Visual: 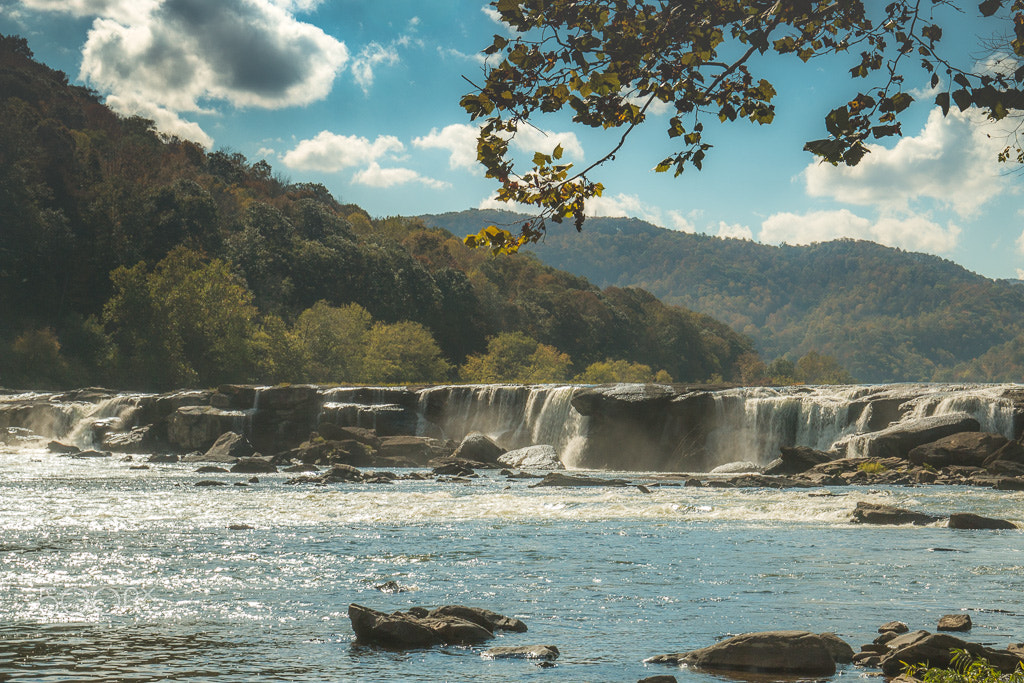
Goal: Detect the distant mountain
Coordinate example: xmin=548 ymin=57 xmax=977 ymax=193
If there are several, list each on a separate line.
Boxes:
xmin=418 ymin=209 xmax=1024 ymax=382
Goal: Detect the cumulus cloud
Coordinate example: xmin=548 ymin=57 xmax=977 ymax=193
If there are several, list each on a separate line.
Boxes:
xmin=351 ymin=42 xmax=400 ymax=94
xmin=716 ymin=221 xmax=754 ymax=240
xmin=282 ymin=131 xmax=404 ymax=172
xmin=412 ymin=123 xmax=479 ymax=171
xmin=105 ymin=93 xmax=213 ymax=148
xmin=28 ymin=0 xmax=348 ymax=145
xmin=412 ymin=122 xmax=583 ymax=174
xmin=585 ymin=193 xmax=666 ymax=224
xmin=352 ymin=162 xmax=448 ymax=189
xmin=760 ymin=209 xmax=961 ymax=253
xmin=1016 ymin=228 xmax=1024 ymax=255
xmin=511 ymin=126 xmax=584 ymax=160
xmin=803 ymin=108 xmax=1008 ymax=217
xmin=666 ymin=210 xmax=697 ymax=232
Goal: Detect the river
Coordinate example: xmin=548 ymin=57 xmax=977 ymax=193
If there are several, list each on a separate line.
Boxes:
xmin=1 ymin=443 xmax=1022 ymax=681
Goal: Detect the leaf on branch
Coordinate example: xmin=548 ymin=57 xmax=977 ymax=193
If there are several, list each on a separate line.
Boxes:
xmin=952 ymin=88 xmax=973 ymax=111
xmin=979 ymin=0 xmax=1003 ymax=16
xmin=935 ymin=91 xmax=951 ymax=115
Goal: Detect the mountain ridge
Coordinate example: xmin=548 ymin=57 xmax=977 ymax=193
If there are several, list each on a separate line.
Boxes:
xmin=418 ymin=209 xmax=1024 ymax=382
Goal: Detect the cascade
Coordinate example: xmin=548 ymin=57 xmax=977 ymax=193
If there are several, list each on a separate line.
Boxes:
xmin=416 ymin=384 xmax=589 ymax=459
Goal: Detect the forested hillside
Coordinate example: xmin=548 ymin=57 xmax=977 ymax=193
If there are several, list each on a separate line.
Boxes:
xmin=420 ymin=209 xmax=1024 ymax=383
xmin=0 ymin=35 xmax=753 ymax=389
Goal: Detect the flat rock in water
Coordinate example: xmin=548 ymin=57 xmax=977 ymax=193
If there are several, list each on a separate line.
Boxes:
xmin=229 ymin=456 xmax=277 ymax=474
xmin=529 ymin=472 xmax=631 ymax=488
xmin=851 ymin=501 xmax=941 ymax=526
xmin=948 ymin=512 xmax=1018 ymax=530
xmin=481 ymin=645 xmax=559 ymax=660
xmin=427 ymin=605 xmax=527 ymax=633
xmin=645 ymin=631 xmax=841 ymax=676
xmin=710 ymin=461 xmax=760 ymax=474
xmin=348 ymin=603 xmax=498 ymax=648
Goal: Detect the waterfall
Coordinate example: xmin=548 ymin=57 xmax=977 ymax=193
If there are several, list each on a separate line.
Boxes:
xmin=0 ymin=392 xmax=145 ymax=449
xmin=417 ymin=384 xmax=588 ymax=462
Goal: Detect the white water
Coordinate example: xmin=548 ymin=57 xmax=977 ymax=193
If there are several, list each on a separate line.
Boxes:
xmin=1 ymin=383 xmax=1020 ymax=470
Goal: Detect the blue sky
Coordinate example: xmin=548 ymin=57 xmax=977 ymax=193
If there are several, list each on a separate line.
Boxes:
xmin=2 ymin=0 xmax=1024 ymax=280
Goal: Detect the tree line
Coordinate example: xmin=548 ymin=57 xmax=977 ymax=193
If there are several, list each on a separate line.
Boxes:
xmin=3 ymin=34 xmax=821 ymax=390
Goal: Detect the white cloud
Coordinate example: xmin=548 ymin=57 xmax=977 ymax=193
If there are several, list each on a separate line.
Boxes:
xmin=21 ymin=0 xmax=152 ymax=23
xmin=510 ymin=126 xmax=584 ymax=160
xmin=666 ymin=210 xmax=696 ymax=232
xmin=85 ymin=0 xmax=347 ymax=111
xmin=104 ymin=93 xmax=213 ymax=147
xmin=803 ymin=108 xmax=1008 ymax=217
xmin=352 ymin=163 xmax=448 ymax=189
xmin=351 ymin=42 xmax=400 ymax=94
xmin=282 ymin=131 xmax=404 ymax=172
xmin=716 ymin=221 xmax=753 ymax=240
xmin=1016 ymin=228 xmax=1024 ymax=255
xmin=481 ymin=5 xmax=502 ymax=25
xmin=760 ymin=209 xmax=961 ymax=253
xmin=585 ymin=193 xmax=665 ymax=224
xmin=412 ymin=123 xmax=479 ymax=171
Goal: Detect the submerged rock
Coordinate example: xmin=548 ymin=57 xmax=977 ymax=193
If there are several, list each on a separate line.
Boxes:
xmin=529 ymin=472 xmax=631 ymax=488
xmin=481 ymin=645 xmax=558 ymax=661
xmin=645 ymin=631 xmax=844 ymax=676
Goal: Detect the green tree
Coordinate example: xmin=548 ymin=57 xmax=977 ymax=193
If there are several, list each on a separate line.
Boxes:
xmin=795 ymin=350 xmax=855 ymax=384
xmin=460 ymin=331 xmax=573 ymax=382
xmin=293 ymin=301 xmax=372 ymax=383
xmin=461 ymin=1 xmax=1024 ymax=252
xmin=576 ymin=358 xmax=657 ymax=383
xmin=103 ymin=247 xmax=262 ymax=388
xmin=362 ymin=320 xmax=452 ymax=384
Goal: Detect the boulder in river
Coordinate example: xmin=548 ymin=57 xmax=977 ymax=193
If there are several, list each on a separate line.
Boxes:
xmin=908 ymin=432 xmax=1008 ymax=469
xmin=853 ymin=413 xmax=980 ymax=460
xmin=645 ymin=631 xmax=844 ymax=676
xmin=763 ymin=446 xmax=833 ymax=475
xmin=878 ymin=630 xmax=1024 ymax=675
xmin=229 ymin=456 xmax=277 ymax=474
xmin=948 ymin=513 xmax=1018 ymax=530
xmin=851 ymin=501 xmax=941 ymax=526
xmin=184 ymin=431 xmax=255 ymax=463
xmin=452 ymin=432 xmax=505 ymax=466
xmin=348 ymin=603 xmax=518 ymax=648
xmin=497 ymin=445 xmax=563 ymax=470
xmin=937 ymin=614 xmax=972 ymax=631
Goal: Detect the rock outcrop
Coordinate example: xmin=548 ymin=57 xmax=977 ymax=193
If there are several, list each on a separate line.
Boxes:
xmin=645 ymin=631 xmax=846 ymax=676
